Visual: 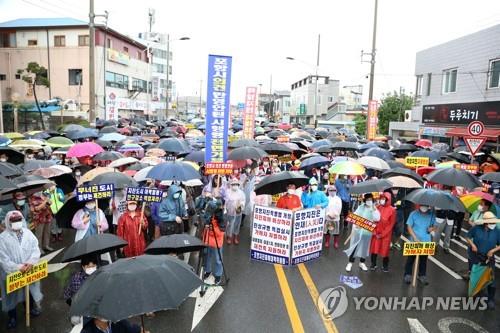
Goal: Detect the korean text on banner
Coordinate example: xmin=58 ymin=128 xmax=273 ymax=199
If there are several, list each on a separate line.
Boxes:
xmin=243 ymin=87 xmax=258 ymax=139
xmin=403 ymin=242 xmax=436 ymax=256
xmin=367 ymin=100 xmax=378 ymax=140
xmin=126 ymin=187 xmax=163 ymax=203
xmin=454 ymin=164 xmax=479 ymax=174
xmin=7 ymin=260 xmax=48 ymax=294
xmin=405 ymin=156 xmax=430 ymax=168
xmin=292 ymin=208 xmax=325 ymax=265
xmin=205 ymin=55 xmax=232 ymax=163
xmin=76 ymin=184 xmax=115 ymax=202
xmin=251 ymin=205 xmax=293 ymax=265
xmin=205 ymin=162 xmax=234 ymax=175
xmin=345 ymin=212 xmax=377 ymax=232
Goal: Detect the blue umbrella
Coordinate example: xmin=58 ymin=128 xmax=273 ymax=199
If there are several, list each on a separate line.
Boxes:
xmin=197 ymin=124 xmax=206 ymax=130
xmin=100 ymin=133 xmax=127 ymax=142
xmin=311 ymin=139 xmax=334 ymax=149
xmin=66 ymin=128 xmax=99 ymax=140
xmin=299 ymin=155 xmax=330 ymax=169
xmin=147 ymin=161 xmax=201 ymax=181
xmin=364 ymin=147 xmax=394 ymax=160
xmin=0 ymin=136 xmax=12 ymax=146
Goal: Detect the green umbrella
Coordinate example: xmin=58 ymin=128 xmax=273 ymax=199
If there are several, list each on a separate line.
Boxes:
xmin=468 ymin=263 xmax=494 ymax=296
xmin=47 ymin=136 xmax=74 ymax=148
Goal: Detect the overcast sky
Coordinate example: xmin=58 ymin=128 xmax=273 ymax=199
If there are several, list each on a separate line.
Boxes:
xmin=1 ymin=0 xmax=500 ymax=104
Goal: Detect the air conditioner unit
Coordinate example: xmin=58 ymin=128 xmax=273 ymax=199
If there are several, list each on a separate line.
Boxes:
xmin=404 ymin=110 xmax=412 ymax=122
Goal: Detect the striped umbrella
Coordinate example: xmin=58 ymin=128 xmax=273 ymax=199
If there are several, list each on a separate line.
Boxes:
xmin=459 ymin=191 xmax=496 ymax=214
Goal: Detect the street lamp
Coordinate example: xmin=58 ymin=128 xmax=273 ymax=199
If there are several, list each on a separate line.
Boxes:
xmin=165 ymin=35 xmax=190 ymax=121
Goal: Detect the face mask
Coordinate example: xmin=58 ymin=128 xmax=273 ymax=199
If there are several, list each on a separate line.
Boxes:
xmin=392 ymin=189 xmax=398 ymax=195
xmin=380 ymin=199 xmax=386 ymax=206
xmin=246 ymin=168 xmax=251 ymax=174
xmin=231 ymin=185 xmax=239 ymax=191
xmin=487 ymin=224 xmax=496 ymax=230
xmin=263 ymin=162 xmax=269 ymax=167
xmin=0 ymin=158 xmax=6 ymax=162
xmin=272 ymin=163 xmax=278 ymax=168
xmin=365 ymin=200 xmax=373 ymax=207
xmin=311 ymin=185 xmax=318 ymax=192
xmin=85 ymin=203 xmax=96 ymax=210
xmin=75 ymin=172 xmax=81 ymax=177
xmin=494 ymin=189 xmax=499 ymax=194
xmin=288 ymin=189 xmax=295 ymax=195
xmin=329 ymin=191 xmax=336 ymax=196
xmin=84 ymin=266 xmax=97 ymax=275
xmin=16 ymin=200 xmax=25 ymax=206
xmin=10 ymin=221 xmax=23 ymax=231
xmin=477 ymin=205 xmax=484 ymax=212
xmin=128 ymin=204 xmax=137 ymax=211
xmin=173 ymin=193 xmax=180 ymax=199
xmin=420 ymin=206 xmax=429 ymax=213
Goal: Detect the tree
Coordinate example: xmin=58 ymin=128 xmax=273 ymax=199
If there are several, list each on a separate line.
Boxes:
xmin=18 ymin=62 xmax=50 ymax=130
xmin=377 ymin=91 xmax=414 ymax=135
xmin=354 ymin=113 xmax=367 ymax=136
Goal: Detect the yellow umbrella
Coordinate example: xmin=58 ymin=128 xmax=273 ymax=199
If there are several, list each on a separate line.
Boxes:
xmin=79 ymin=167 xmax=115 ymax=184
xmin=4 ymin=132 xmax=25 ymax=140
xmin=183 ymin=161 xmax=200 ymax=171
xmin=10 ymin=139 xmax=44 ymax=150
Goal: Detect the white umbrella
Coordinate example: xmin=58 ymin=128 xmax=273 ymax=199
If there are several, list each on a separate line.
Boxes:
xmin=49 ymin=164 xmax=73 ymax=174
xmin=160 ymin=179 xmax=203 ymax=187
xmin=108 ymin=157 xmax=138 ymax=168
xmin=386 ymin=176 xmax=422 ymax=189
xmin=357 ymin=156 xmax=390 ymax=171
xmin=133 ymin=166 xmax=153 ymax=182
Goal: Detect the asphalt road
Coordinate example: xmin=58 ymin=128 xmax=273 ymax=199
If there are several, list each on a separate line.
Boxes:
xmin=1 ymin=223 xmax=499 ymax=333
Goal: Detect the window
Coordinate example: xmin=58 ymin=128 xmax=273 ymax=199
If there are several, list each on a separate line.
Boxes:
xmin=106 ymin=38 xmax=112 ymax=48
xmin=415 ymin=75 xmax=423 ymax=96
xmin=105 ymin=71 xmax=129 ymax=89
xmin=0 ymin=32 xmax=16 ymax=47
xmin=68 ymin=69 xmax=83 ymax=85
xmin=54 ymin=35 xmax=65 ymax=47
xmin=152 ymin=49 xmax=167 ymax=59
xmin=328 ymin=96 xmax=334 ymax=103
xmin=28 ymin=39 xmax=37 ymax=46
xmin=137 ymin=51 xmax=142 ymax=60
xmin=488 ymin=59 xmax=500 ymax=89
xmin=0 ymin=74 xmax=6 ymax=81
xmin=317 ymin=95 xmax=322 ymax=105
xmin=442 ymin=68 xmax=457 ymax=93
xmin=123 ymin=46 xmax=128 ymax=54
xmin=78 ymin=35 xmax=89 ymax=46
xmin=132 ymin=78 xmax=147 ymax=91
xmin=153 ymin=64 xmax=165 ymax=74
xmin=15 ymin=74 xmax=20 ymax=79
xmin=426 ymin=73 xmax=432 ymax=96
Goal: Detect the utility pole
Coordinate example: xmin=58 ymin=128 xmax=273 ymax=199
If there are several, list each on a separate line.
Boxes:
xmin=0 ymin=83 xmax=3 ymax=133
xmin=269 ymin=74 xmax=272 ymax=121
xmin=313 ymin=33 xmax=320 ymax=127
xmin=89 ymin=0 xmax=96 ymax=123
xmin=102 ymin=11 xmax=108 ymax=120
xmin=146 ymin=9 xmax=154 ymax=121
xmin=368 ymin=0 xmax=378 ymax=101
xmin=165 ymin=34 xmax=170 ymax=121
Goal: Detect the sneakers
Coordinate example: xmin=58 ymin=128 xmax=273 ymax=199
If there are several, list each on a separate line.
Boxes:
xmin=370 ymin=264 xmax=377 ymax=271
xmin=226 ymin=236 xmax=232 ymax=245
xmin=404 ymin=275 xmax=412 ymax=284
xmin=443 ymin=248 xmax=450 ymax=254
xmin=345 ymin=263 xmax=353 ymax=272
xmin=359 ymin=263 xmax=368 ymax=271
xmin=382 ymin=266 xmax=389 ymax=273
xmin=203 ymin=272 xmax=211 ymax=280
xmin=30 ymin=307 xmax=41 ymax=317
xmin=417 ymin=276 xmax=429 ymax=285
xmin=214 ymin=276 xmax=222 ymax=285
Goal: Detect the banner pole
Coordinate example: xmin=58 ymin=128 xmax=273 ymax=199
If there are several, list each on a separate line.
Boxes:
xmin=138 ymin=202 xmax=146 ymax=235
xmin=25 ymin=285 xmax=30 ymax=327
xmin=95 ymin=199 xmax=100 ymax=233
xmin=412 ymin=255 xmax=420 ymax=287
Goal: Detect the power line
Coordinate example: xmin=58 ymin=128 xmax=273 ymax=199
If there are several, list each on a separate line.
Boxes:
xmin=40 ymin=0 xmax=86 ymax=19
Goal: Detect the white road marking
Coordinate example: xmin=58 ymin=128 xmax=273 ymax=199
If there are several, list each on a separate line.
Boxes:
xmin=191 ymin=275 xmax=224 ymax=331
xmin=437 ymin=240 xmax=467 ymax=263
xmin=70 ymin=323 xmax=83 ymax=333
xmin=41 ymin=247 xmax=65 ymax=262
xmin=437 ymin=317 xmax=489 ymax=333
xmin=407 ymin=318 xmax=430 ymax=333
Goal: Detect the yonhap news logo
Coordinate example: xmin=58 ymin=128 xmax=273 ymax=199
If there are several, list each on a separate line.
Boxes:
xmin=318 ymin=286 xmax=348 ymax=319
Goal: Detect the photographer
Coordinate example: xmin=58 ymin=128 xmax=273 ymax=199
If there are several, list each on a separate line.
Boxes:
xmin=201 ymin=196 xmax=226 ymax=285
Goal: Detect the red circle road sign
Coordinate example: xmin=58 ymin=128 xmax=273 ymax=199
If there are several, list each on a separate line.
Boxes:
xmin=467 ymin=121 xmax=484 ymax=136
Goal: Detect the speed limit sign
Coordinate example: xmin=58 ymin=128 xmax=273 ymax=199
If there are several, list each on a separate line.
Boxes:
xmin=467 ymin=121 xmax=484 ymax=136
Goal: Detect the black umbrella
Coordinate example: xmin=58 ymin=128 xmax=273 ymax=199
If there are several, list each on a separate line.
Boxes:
xmin=0 ymin=147 xmax=25 ymax=165
xmin=90 ymin=172 xmax=138 ymax=189
xmin=299 ymin=155 xmax=330 ymax=169
xmin=70 ymin=255 xmax=202 ymax=322
xmin=382 ymin=167 xmax=424 ymax=184
xmin=387 ymin=160 xmax=405 ymax=169
xmin=62 ymin=124 xmax=86 ymax=133
xmin=66 ymin=128 xmax=99 ymax=140
xmin=184 ymin=150 xmax=205 ymax=163
xmin=404 ymin=188 xmax=465 ymax=212
xmin=147 ymin=161 xmax=201 ymax=181
xmin=95 ymin=139 xmax=113 ymax=149
xmin=255 ymin=171 xmax=309 ymax=195
xmin=62 ymin=234 xmax=128 ymax=262
xmin=364 ymin=147 xmax=394 ymax=160
xmin=228 ymin=147 xmax=268 ymax=160
xmin=350 ymin=179 xmax=393 ymax=195
xmin=390 ymin=144 xmax=418 ymax=153
xmin=314 ymin=146 xmax=334 ymax=154
xmin=0 ymin=176 xmax=18 ymax=193
xmin=99 ymin=126 xmax=119 ymax=134
xmin=261 ymin=143 xmax=293 ymax=156
xmin=332 ymin=141 xmax=360 ymax=151
xmin=426 ymin=168 xmax=482 ymax=189
xmin=229 ymin=138 xmax=259 ymax=148
xmin=56 ymin=196 xmax=109 ymax=228
xmin=480 ymin=172 xmax=500 ymax=183
xmin=158 ymin=138 xmax=191 ymax=153
xmin=0 ymin=162 xmax=23 ymax=177
xmin=145 ymin=234 xmax=206 ymax=255
xmin=126 ymin=163 xmax=149 ymax=171
xmin=410 ymin=150 xmax=445 ymax=162
xmin=446 ymin=152 xmax=471 ymax=164
xmin=7 ymin=175 xmax=53 ymax=194
xmin=267 ymin=130 xmax=285 ymax=139
xmin=93 ymin=151 xmax=125 ymax=162
xmin=291 ymin=139 xmax=312 ymax=150
xmin=22 ymin=160 xmax=56 ymax=172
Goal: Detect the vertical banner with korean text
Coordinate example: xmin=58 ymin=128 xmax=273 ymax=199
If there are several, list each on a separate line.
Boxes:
xmin=243 ymin=86 xmax=258 ymax=139
xmin=205 ymin=55 xmax=232 ymax=163
xmin=291 ymin=208 xmax=325 ymax=265
xmin=250 ymin=205 xmax=293 ymax=265
xmin=367 ymin=100 xmax=378 ymax=140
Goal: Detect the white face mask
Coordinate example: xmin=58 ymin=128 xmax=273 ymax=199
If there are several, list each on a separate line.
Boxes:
xmin=0 ymin=158 xmax=6 ymax=162
xmin=288 ymin=189 xmax=295 ymax=195
xmin=16 ymin=200 xmax=26 ymax=206
xmin=84 ymin=266 xmax=97 ymax=275
xmin=85 ymin=203 xmax=96 ymax=210
xmin=477 ymin=205 xmax=484 ymax=212
xmin=379 ymin=199 xmax=386 ymax=206
xmin=487 ymin=224 xmax=496 ymax=230
xmin=328 ymin=191 xmax=336 ymax=197
xmin=231 ymin=185 xmax=239 ymax=191
xmin=420 ymin=206 xmax=429 ymax=213
xmin=128 ymin=204 xmax=137 ymax=211
xmin=494 ymin=189 xmax=499 ymax=194
xmin=365 ymin=200 xmax=373 ymax=207
xmin=10 ymin=221 xmax=23 ymax=231
xmin=173 ymin=193 xmax=180 ymax=199
xmin=75 ymin=171 xmax=81 ymax=177
xmin=310 ymin=185 xmax=318 ymax=192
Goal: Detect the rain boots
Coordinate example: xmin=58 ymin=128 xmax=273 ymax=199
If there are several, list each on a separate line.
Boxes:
xmin=324 ymin=234 xmax=331 ymax=248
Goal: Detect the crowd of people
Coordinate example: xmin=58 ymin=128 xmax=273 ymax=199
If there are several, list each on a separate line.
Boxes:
xmin=0 ymin=119 xmax=499 ymax=331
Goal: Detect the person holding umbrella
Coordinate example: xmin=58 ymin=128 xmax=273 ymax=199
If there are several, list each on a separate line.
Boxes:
xmin=465 ymin=211 xmax=500 ymax=310
xmin=224 ymin=178 xmax=246 ymax=245
xmin=29 ymin=191 xmax=53 ymax=255
xmin=117 ymin=200 xmax=148 ymax=257
xmin=404 ymin=204 xmax=436 ymax=285
xmin=345 ymin=193 xmax=380 ymax=272
xmin=335 ymin=175 xmax=353 ymax=228
xmin=158 ymin=184 xmax=187 ymax=237
xmin=276 ymin=183 xmax=302 ymax=211
xmin=71 ymin=200 xmax=109 ymax=242
xmin=0 ymin=211 xmax=43 ymax=329
xmin=325 ymin=185 xmax=342 ymax=249
xmin=370 ymin=192 xmax=396 ymax=272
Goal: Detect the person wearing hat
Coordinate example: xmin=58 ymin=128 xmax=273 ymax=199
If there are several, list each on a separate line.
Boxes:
xmin=301 ymin=178 xmax=328 ymax=210
xmin=276 ymin=183 xmax=302 ymax=211
xmin=117 ymin=201 xmax=148 ymax=258
xmin=290 ymin=159 xmax=301 ymax=171
xmin=224 ymin=178 xmax=246 ymax=245
xmin=344 ymin=193 xmax=380 ymax=272
xmin=0 ymin=211 xmax=43 ymax=329
xmin=465 ymin=211 xmax=500 ymax=310
xmin=469 ymin=199 xmax=493 ymax=226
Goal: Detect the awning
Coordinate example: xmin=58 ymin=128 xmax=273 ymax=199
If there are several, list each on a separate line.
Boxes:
xmin=2 ymin=103 xmax=62 ymax=113
xmin=446 ymin=127 xmax=500 ymax=139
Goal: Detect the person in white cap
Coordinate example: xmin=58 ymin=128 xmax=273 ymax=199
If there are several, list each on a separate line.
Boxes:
xmin=224 ymin=178 xmax=246 ymax=245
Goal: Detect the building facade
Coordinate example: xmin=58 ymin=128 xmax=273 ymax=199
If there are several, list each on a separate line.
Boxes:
xmin=390 ymin=24 xmax=500 ymax=148
xmin=0 ymin=18 xmax=157 ymax=129
xmin=289 ymin=75 xmax=340 ymax=125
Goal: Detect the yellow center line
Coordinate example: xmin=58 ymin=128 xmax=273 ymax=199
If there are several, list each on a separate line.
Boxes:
xmin=298 ymin=263 xmax=339 ymax=333
xmin=274 ymin=264 xmax=305 ymax=333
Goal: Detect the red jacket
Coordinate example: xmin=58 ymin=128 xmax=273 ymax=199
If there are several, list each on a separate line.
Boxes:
xmin=276 ymin=194 xmax=302 ymax=210
xmin=370 ymin=192 xmax=396 ymax=257
xmin=117 ymin=211 xmax=148 ymax=257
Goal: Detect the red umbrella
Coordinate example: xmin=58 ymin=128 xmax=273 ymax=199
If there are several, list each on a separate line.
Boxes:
xmin=123 ymin=169 xmax=137 ymax=177
xmin=416 ymin=166 xmax=436 ymax=177
xmin=118 ymin=127 xmax=132 ymax=135
xmin=278 ymin=123 xmax=292 ymax=131
xmin=415 ymin=139 xmax=432 ymax=148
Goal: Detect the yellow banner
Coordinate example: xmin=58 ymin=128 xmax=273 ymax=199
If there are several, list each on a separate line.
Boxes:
xmin=403 ymin=242 xmax=436 ymax=256
xmin=6 ymin=260 xmax=48 ymax=294
xmin=185 ymin=124 xmax=195 ymax=130
xmin=405 ymin=157 xmax=429 ymax=168
xmin=272 ymin=194 xmax=281 ymax=204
